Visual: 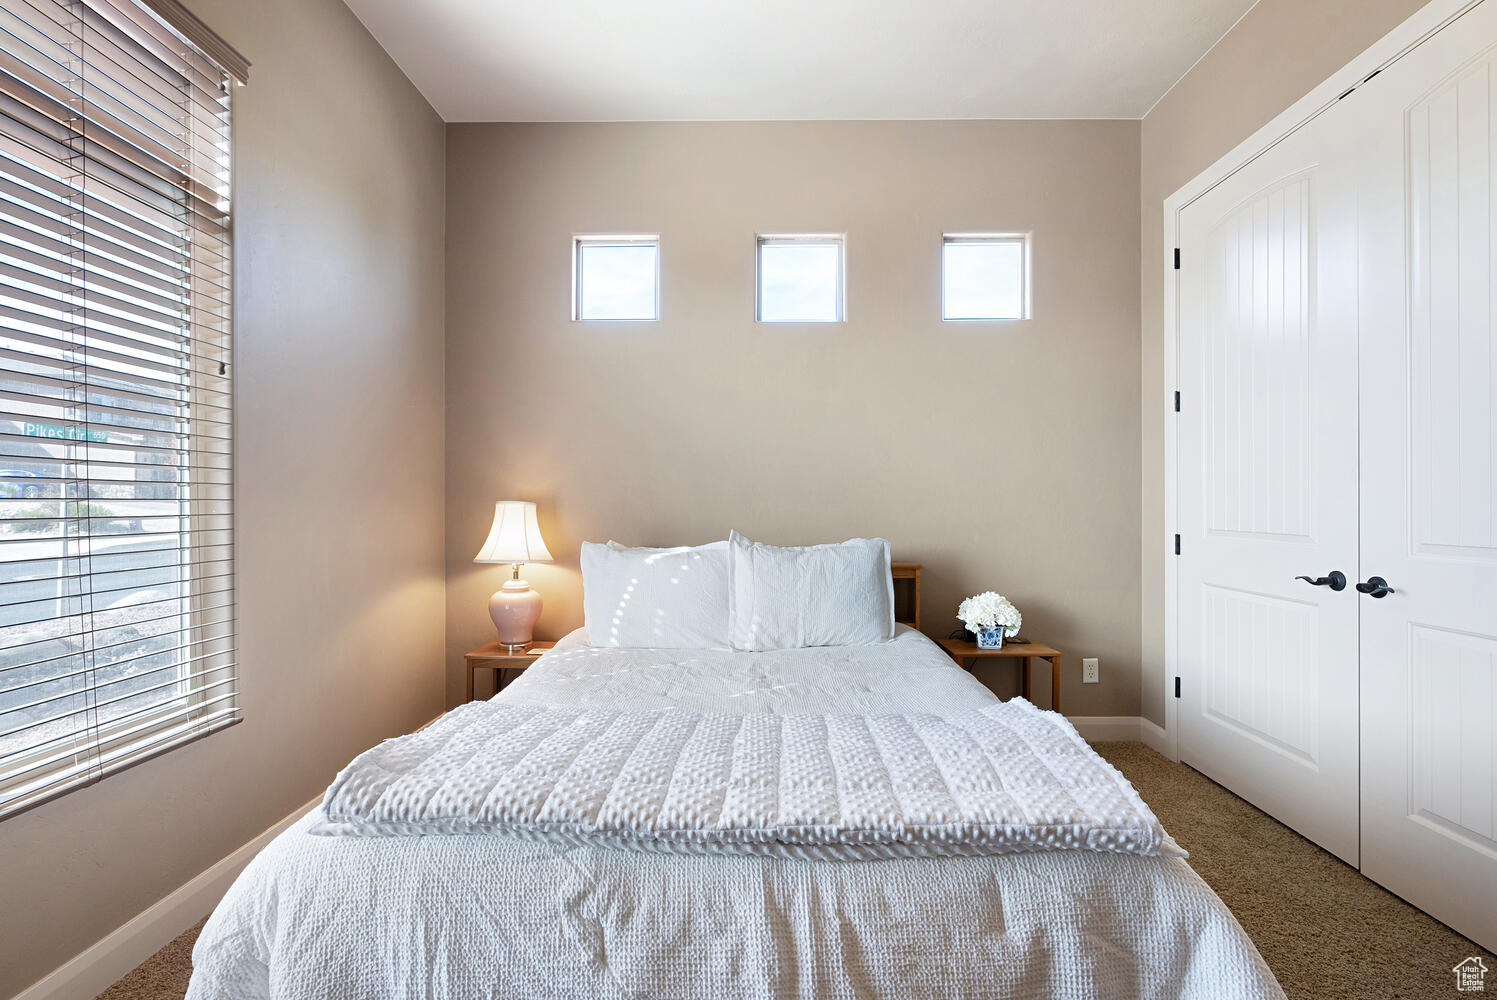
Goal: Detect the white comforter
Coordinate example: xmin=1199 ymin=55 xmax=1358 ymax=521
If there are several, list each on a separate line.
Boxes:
xmin=312 ymin=699 xmax=1182 ymax=860
xmin=188 ymin=628 xmax=1284 ymax=1000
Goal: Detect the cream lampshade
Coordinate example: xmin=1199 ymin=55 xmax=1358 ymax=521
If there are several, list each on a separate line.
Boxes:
xmin=474 ymin=501 xmax=553 ymax=652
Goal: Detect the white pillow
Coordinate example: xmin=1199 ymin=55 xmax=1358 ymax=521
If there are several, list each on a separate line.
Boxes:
xmin=581 ymin=540 xmax=731 ymax=648
xmin=727 ymin=531 xmax=895 ymax=651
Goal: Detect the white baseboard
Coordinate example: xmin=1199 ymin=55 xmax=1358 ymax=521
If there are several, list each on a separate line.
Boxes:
xmin=16 ymin=794 xmax=321 ymax=1000
xmin=1139 ymin=717 xmax=1172 ymax=758
xmin=1067 ymin=715 xmax=1171 ymax=749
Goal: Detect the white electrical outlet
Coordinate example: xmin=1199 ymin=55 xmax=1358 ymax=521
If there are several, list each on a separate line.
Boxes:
xmin=1082 ymin=658 xmax=1099 ymax=684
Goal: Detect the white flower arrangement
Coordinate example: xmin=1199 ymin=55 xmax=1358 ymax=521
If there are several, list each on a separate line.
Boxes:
xmin=957 ymin=591 xmax=1022 ymax=637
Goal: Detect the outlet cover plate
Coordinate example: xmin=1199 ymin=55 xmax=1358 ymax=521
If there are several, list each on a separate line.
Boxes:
xmin=1082 ymin=658 xmax=1099 ymax=683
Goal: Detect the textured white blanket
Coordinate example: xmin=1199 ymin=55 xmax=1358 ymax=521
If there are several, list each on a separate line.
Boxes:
xmin=312 ymin=699 xmax=1183 ymax=860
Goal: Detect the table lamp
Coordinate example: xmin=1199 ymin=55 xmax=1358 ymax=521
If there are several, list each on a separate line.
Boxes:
xmin=474 ymin=500 xmax=553 ymax=652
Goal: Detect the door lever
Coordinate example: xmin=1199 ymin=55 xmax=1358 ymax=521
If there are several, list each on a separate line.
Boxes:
xmin=1295 ymin=571 xmax=1347 ymax=591
xmin=1356 ymin=576 xmax=1395 ymax=598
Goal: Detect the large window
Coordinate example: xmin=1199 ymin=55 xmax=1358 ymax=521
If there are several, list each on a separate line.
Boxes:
xmin=756 ymin=235 xmax=844 ymax=323
xmin=942 ymin=234 xmax=1030 ymax=320
xmin=573 ymin=236 xmax=659 ymax=321
xmin=0 ymin=0 xmax=239 ymax=818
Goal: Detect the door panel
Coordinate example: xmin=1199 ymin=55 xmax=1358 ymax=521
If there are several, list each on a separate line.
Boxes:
xmin=1203 ymin=174 xmax=1315 ymax=542
xmin=1355 ymin=0 xmax=1497 ymax=950
xmin=1408 ymin=626 xmax=1496 ymax=846
xmin=1177 ymin=111 xmax=1362 ymax=864
xmin=1202 ymin=585 xmax=1321 ymax=765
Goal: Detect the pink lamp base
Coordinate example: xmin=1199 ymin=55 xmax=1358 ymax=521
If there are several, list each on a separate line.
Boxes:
xmin=489 ymin=579 xmax=542 ymax=651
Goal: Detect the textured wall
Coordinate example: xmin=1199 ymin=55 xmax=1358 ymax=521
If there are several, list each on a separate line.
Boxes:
xmin=445 ymin=120 xmax=1141 ymax=718
xmin=1137 ymin=0 xmax=1430 ymax=726
xmin=0 ymin=0 xmax=447 ymax=992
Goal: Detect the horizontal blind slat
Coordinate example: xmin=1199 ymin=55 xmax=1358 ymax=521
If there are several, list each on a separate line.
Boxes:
xmin=0 ymin=196 xmax=231 ymax=293
xmin=0 ymin=524 xmax=232 ymax=553
xmin=0 ymin=308 xmax=231 ymax=371
xmin=0 ymin=595 xmax=232 ymax=658
xmin=0 ymin=341 xmax=227 ymax=397
xmin=8 ymin=1 xmax=228 ymax=137
xmin=0 ymin=557 xmax=234 ymax=604
xmin=0 ymin=538 xmax=231 ymax=578
xmin=0 ymin=555 xmax=234 ymax=605
xmin=85 ymin=0 xmax=231 ymax=98
xmin=11 ymin=0 xmax=232 ymax=118
xmin=0 ymin=381 xmax=231 ymax=427
xmin=1 ymin=649 xmax=235 ymax=722
xmin=0 ymin=24 xmax=230 ymax=203
xmin=0 ymin=14 xmax=198 ymax=169
xmin=0 ymin=618 xmax=231 ymax=692
xmin=0 ymin=172 xmax=199 ymax=270
xmin=0 ymin=309 xmax=207 ymax=380
xmin=0 ymin=580 xmax=233 ymax=628
xmin=0 ymin=665 xmax=234 ymax=742
xmin=0 ymin=433 xmax=232 ymax=464
xmin=0 ymin=104 xmax=230 ymax=248
xmin=0 ymin=141 xmax=229 ymax=259
xmin=0 ymin=701 xmax=236 ymax=801
xmin=0 ymin=362 xmax=228 ymax=408
xmin=0 ymin=257 xmax=186 ymax=328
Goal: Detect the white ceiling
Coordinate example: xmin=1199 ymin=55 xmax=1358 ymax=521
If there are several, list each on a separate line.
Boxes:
xmin=341 ymin=0 xmax=1259 ymax=123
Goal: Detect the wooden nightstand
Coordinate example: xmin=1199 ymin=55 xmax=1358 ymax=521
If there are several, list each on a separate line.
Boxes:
xmin=464 ymin=640 xmax=555 ymax=702
xmin=891 ymin=562 xmax=921 ymax=630
xmin=935 ymin=637 xmax=1063 ymax=713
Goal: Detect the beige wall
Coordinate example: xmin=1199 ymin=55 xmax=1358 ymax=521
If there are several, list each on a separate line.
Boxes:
xmin=445 ymin=120 xmax=1141 ymax=718
xmin=1137 ymin=0 xmax=1428 ymax=726
xmin=0 ymin=0 xmax=447 ymax=992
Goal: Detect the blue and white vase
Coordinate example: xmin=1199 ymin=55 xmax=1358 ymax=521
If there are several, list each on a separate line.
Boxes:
xmin=975 ymin=626 xmax=1006 ymax=649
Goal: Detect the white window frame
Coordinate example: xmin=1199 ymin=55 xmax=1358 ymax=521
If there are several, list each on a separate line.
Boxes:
xmin=941 ymin=233 xmax=1032 ymax=321
xmin=755 ymin=234 xmax=846 ymax=323
xmin=571 ymin=235 xmax=661 ymax=322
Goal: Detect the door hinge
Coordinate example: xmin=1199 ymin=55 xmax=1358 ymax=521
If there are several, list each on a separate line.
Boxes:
xmin=1173 ymin=533 xmax=1181 ymax=555
xmin=1173 ymin=248 xmax=1180 ymax=270
xmin=1173 ymin=390 xmax=1180 ymax=413
xmin=1174 ymin=676 xmax=1181 ymax=699
xmin=1338 ymin=68 xmax=1382 ymax=101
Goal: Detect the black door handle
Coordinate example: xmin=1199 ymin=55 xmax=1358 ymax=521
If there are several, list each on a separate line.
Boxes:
xmin=1295 ymin=571 xmax=1347 ymax=591
xmin=1356 ymin=576 xmax=1395 ymax=598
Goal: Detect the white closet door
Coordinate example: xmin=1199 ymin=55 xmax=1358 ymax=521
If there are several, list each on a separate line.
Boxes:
xmin=1176 ymin=108 xmax=1363 ymax=863
xmin=1355 ymin=0 xmax=1497 ymax=951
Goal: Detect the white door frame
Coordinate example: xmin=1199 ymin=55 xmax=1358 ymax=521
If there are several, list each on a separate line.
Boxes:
xmin=1159 ymin=0 xmax=1481 ymax=761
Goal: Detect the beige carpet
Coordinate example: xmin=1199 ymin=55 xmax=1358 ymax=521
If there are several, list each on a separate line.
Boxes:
xmin=1098 ymin=742 xmax=1492 ymax=999
xmin=94 ymin=918 xmax=203 ymax=1000
xmin=97 ymin=742 xmax=1493 ymax=999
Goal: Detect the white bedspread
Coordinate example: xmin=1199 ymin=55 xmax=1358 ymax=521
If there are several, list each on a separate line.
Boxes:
xmin=188 ymin=628 xmax=1284 ymax=1000
xmin=312 ymin=699 xmax=1183 ymax=860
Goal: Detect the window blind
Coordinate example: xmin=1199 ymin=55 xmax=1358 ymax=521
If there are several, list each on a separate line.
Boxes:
xmin=0 ymin=0 xmax=234 ymax=819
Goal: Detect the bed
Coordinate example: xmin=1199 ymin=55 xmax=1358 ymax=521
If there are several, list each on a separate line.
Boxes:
xmin=187 ymin=623 xmax=1283 ymax=999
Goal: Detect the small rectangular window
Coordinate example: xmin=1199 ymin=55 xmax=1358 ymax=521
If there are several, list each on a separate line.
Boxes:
xmin=574 ymin=236 xmax=659 ymax=321
xmin=757 ymin=235 xmax=845 ymax=323
xmin=942 ymin=234 xmax=1030 ymax=321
